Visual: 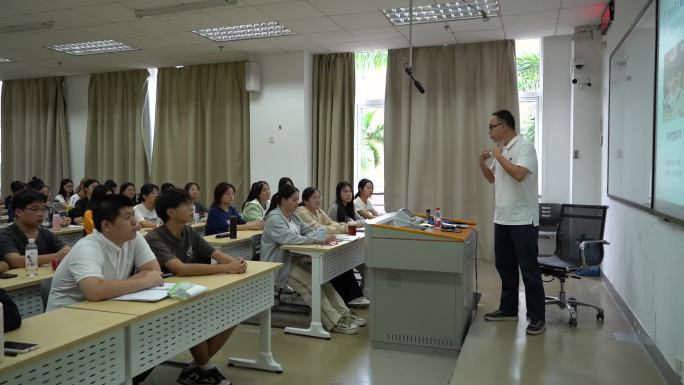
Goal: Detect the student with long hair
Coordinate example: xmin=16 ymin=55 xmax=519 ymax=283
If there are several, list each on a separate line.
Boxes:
xmin=327 ymin=181 xmax=365 ymax=225
xmin=134 ymin=184 xmax=160 ymax=228
xmin=184 ymin=182 xmax=208 ymax=218
xmin=353 ymin=178 xmax=380 ymax=219
xmin=205 ymin=182 xmax=263 ymax=235
xmin=68 ymin=178 xmax=88 ymax=207
xmin=278 ymin=176 xmax=294 ymax=191
xmin=55 ymin=179 xmax=75 ymax=209
xmin=70 ymin=178 xmax=100 ymax=224
xmin=241 ymin=181 xmax=271 ymax=222
xmin=119 ymin=183 xmax=137 ymax=205
xmin=261 ymin=185 xmax=364 ymax=334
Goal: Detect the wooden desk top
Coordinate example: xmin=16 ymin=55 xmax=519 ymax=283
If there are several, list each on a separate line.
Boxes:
xmin=0 ymin=307 xmax=134 ymax=374
xmin=0 ymin=266 xmax=54 ymax=291
xmin=51 ymin=225 xmax=84 ymax=235
xmin=280 ymin=234 xmax=365 ymax=254
xmin=67 ymin=261 xmax=282 ymax=317
xmin=204 ymin=230 xmax=262 ymax=246
xmin=371 ymin=223 xmax=476 ymax=242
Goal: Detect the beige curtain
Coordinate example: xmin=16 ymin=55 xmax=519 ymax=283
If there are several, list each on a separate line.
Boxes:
xmin=384 ymin=40 xmax=519 ymax=260
xmin=312 ymin=53 xmax=355 ymax=204
xmin=85 ymin=70 xmax=149 ymax=187
xmin=151 ymin=62 xmax=250 ymax=205
xmin=1 ymin=77 xmax=70 ymax=197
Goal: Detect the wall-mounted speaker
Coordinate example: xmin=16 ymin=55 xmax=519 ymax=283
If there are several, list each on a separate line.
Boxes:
xmin=246 ymin=61 xmax=261 ymax=93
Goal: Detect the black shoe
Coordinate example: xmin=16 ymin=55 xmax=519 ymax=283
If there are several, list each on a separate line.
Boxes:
xmin=196 ymin=367 xmax=232 ymax=385
xmin=177 ymin=366 xmax=200 ymax=385
xmin=526 ymin=320 xmax=546 ymax=335
xmin=484 ymin=309 xmax=518 ymax=321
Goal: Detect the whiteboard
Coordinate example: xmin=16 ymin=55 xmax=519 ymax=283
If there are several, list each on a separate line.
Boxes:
xmin=607 ymin=0 xmax=656 ymax=209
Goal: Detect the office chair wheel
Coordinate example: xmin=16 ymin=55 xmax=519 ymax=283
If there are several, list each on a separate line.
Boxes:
xmin=596 ymin=312 xmax=605 ymax=323
xmin=569 ymin=318 xmax=578 ymax=327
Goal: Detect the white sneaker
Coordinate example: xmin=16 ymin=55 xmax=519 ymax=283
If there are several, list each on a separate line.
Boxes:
xmin=333 ymin=315 xmax=359 ymax=334
xmin=347 ymin=296 xmax=370 ymax=307
xmin=347 ymin=309 xmax=367 ymax=327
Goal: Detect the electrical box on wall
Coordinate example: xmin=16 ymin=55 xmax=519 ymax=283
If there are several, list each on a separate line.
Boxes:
xmin=246 ymin=61 xmax=261 ymax=93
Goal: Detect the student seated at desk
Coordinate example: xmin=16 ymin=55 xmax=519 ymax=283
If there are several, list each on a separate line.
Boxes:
xmin=119 ymin=182 xmax=137 ymax=205
xmin=261 ymin=185 xmax=364 ymax=334
xmin=205 ymin=182 xmax=263 ymax=236
xmin=327 ymin=181 xmax=366 ymax=225
xmin=0 ymin=188 xmax=71 ymax=269
xmin=4 ymin=180 xmax=26 ymax=222
xmin=69 ymin=178 xmax=100 ymax=224
xmin=295 ymin=187 xmax=368 ymax=307
xmin=47 ymin=194 xmax=163 ymax=385
xmin=353 ymin=178 xmax=381 ymax=220
xmin=145 ymin=188 xmax=245 ymax=385
xmin=68 ymin=177 xmax=87 ymax=207
xmin=185 ymin=182 xmax=208 ymax=218
xmin=83 ymin=186 xmax=113 ymax=235
xmin=104 ymin=179 xmax=118 ymax=195
xmin=242 ymin=181 xmax=271 ymax=222
xmin=28 ymin=177 xmax=71 ymax=227
xmin=0 ymin=288 xmax=21 ymax=332
xmin=55 ymin=178 xmax=75 ymax=210
xmin=134 ymin=184 xmax=160 ymax=228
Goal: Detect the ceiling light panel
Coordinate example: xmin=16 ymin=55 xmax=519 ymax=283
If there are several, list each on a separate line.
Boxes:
xmin=193 ymin=22 xmax=294 ymax=42
xmin=46 ymin=40 xmax=139 ymax=56
xmin=382 ymin=1 xmax=500 ymax=26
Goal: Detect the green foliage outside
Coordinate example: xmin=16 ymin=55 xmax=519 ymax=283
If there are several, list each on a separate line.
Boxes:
xmin=360 ymin=109 xmax=384 ymax=172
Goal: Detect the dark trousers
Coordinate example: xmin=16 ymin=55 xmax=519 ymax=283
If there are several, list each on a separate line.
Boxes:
xmin=330 ymin=269 xmax=364 ymax=303
xmin=494 ymin=223 xmax=545 ymax=322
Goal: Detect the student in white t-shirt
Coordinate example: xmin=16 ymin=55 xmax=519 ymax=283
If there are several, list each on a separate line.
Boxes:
xmin=478 ymin=109 xmax=545 ymax=336
xmin=133 ymin=183 xmax=160 ymax=228
xmin=353 ymin=178 xmax=380 ymax=220
xmin=47 ymin=194 xmax=163 ymax=310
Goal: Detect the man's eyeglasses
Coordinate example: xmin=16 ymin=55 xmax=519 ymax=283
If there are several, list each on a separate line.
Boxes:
xmin=488 ymin=123 xmax=503 ymax=130
xmin=24 ymin=206 xmax=49 ymax=213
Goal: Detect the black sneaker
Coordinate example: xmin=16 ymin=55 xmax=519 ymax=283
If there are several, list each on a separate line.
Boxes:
xmin=177 ymin=366 xmax=200 ymax=385
xmin=484 ymin=309 xmax=518 ymax=321
xmin=204 ymin=367 xmax=231 ymax=385
xmin=526 ymin=320 xmax=546 ymax=335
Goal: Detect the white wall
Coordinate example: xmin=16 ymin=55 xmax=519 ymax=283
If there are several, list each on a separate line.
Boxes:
xmin=249 ymin=51 xmax=312 ymax=190
xmin=541 ymin=36 xmax=572 ymax=203
xmin=602 ymin=0 xmax=684 ymax=378
xmin=64 ymin=75 xmax=88 ymax=183
xmin=571 ymin=31 xmax=603 ymax=204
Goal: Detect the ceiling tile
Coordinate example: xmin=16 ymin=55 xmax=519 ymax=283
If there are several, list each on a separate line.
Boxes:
xmin=348 ymin=27 xmax=402 ymax=40
xmin=285 ymin=17 xmax=341 ymax=34
xmin=220 ymin=39 xmax=282 ymax=53
xmin=256 ymin=1 xmax=324 ymax=21
xmin=499 ymin=0 xmax=562 ymax=15
xmin=306 ymin=0 xmax=401 ymax=15
xmin=208 ymin=6 xmax=273 ymax=25
xmin=365 ymin=37 xmax=408 ymax=50
xmin=557 ymin=5 xmax=604 ymax=26
xmin=78 ymin=3 xmax=138 ymax=23
xmin=116 ymin=18 xmax=180 ymax=34
xmin=446 ymin=17 xmax=504 ymax=32
xmin=561 ymin=0 xmax=607 ymax=8
xmin=455 ymin=29 xmax=505 ymax=43
xmin=159 ymin=12 xmax=224 ymax=30
xmin=1 ymin=0 xmax=66 ymax=14
xmin=306 ymin=31 xmax=359 ymax=44
xmin=501 ymin=10 xmax=559 ymax=31
xmin=505 ymin=24 xmax=557 ymax=39
xmin=266 ymin=35 xmax=323 ymax=51
xmin=331 ymin=12 xmax=391 ymax=30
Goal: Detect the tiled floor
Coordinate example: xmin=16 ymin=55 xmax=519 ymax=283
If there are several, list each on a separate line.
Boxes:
xmin=142 ymin=260 xmax=666 ymax=385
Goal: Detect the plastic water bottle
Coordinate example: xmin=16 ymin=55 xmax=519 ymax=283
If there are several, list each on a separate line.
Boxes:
xmin=434 ymin=208 xmax=442 ymax=229
xmin=192 ymin=206 xmax=200 ymax=223
xmin=25 ymin=239 xmax=39 ymax=278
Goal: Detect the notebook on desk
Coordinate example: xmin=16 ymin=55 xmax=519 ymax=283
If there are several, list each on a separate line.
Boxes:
xmin=111 ymin=283 xmax=175 ymax=302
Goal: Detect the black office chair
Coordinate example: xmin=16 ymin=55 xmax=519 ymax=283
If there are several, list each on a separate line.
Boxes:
xmin=538 ymin=204 xmax=609 ymax=327
xmin=40 ymin=277 xmax=53 ymax=312
xmin=538 ymin=203 xmax=562 ymax=234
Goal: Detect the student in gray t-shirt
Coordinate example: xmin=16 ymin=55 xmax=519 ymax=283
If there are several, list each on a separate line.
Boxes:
xmin=0 ymin=188 xmax=71 ymax=269
xmin=145 ymin=188 xmax=245 ymax=385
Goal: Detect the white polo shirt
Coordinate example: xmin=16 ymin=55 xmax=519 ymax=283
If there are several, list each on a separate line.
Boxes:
xmin=490 ymin=135 xmax=539 ymax=226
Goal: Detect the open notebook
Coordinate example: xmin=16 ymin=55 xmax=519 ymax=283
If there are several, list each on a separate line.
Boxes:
xmin=111 ymin=283 xmax=176 ymax=302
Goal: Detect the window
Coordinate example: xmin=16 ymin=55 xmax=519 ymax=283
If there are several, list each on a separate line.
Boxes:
xmin=516 ymin=39 xmax=542 ymax=196
xmin=354 ymin=51 xmax=387 ymax=212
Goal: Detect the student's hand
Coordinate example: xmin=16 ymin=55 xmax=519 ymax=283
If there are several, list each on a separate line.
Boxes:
xmin=223 ymin=258 xmax=247 ymax=274
xmin=479 ymin=149 xmax=492 ymax=163
xmin=248 ymin=220 xmax=264 ymax=230
xmin=56 ymin=245 xmax=71 ymax=259
xmin=141 ymin=270 xmax=164 ymax=287
xmin=324 ymin=235 xmax=337 ymax=245
xmin=61 ymin=217 xmax=72 ymax=226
